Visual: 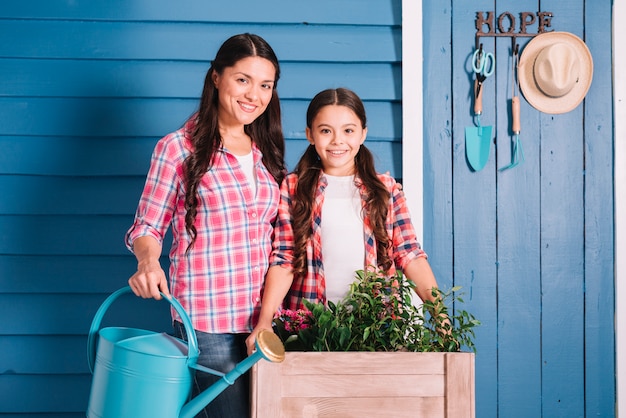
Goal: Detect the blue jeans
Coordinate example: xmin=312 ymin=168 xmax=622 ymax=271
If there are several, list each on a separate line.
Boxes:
xmin=173 ymin=321 xmax=250 ymax=418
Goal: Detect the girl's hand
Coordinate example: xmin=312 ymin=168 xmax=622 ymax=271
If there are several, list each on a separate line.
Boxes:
xmin=246 ymin=322 xmax=273 ymax=355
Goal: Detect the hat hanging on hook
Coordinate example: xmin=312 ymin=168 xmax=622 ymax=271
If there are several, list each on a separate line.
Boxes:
xmin=518 ymin=31 xmax=593 ymax=114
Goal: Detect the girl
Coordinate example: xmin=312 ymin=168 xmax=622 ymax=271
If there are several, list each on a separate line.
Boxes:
xmin=247 ymin=87 xmax=441 ymax=353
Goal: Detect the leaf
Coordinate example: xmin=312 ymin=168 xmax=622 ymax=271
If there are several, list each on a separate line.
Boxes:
xmin=338 ymin=326 xmax=351 ymax=348
xmin=328 ymin=300 xmax=337 ymax=311
xmin=363 ymin=326 xmax=371 ymax=341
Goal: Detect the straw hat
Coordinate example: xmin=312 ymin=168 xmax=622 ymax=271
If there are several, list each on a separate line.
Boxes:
xmin=518 ymin=31 xmax=593 ymax=114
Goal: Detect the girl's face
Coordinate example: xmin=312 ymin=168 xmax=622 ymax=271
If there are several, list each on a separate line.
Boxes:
xmin=213 ymin=56 xmax=276 ymax=128
xmin=306 ymin=104 xmax=367 ymax=176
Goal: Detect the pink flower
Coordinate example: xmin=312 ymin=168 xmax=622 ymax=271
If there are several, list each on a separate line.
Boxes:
xmin=275 ymin=308 xmax=313 ymax=335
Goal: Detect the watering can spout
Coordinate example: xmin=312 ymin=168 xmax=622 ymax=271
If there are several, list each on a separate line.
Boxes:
xmin=179 ymin=329 xmax=285 ymax=418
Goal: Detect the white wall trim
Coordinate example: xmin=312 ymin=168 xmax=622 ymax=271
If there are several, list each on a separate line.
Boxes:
xmin=614 ymin=2 xmax=625 ymax=415
xmin=401 ymin=0 xmax=423 ymax=244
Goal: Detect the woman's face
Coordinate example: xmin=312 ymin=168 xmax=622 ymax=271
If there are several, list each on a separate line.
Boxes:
xmin=213 ymin=56 xmax=276 ymax=128
xmin=306 ymin=104 xmax=367 ymax=176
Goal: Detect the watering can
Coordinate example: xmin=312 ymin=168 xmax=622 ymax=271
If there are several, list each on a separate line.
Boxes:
xmin=86 ymin=286 xmax=285 ymax=418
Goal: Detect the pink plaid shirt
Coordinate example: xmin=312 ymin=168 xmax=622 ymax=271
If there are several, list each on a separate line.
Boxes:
xmin=270 ymin=171 xmax=426 ymax=311
xmin=125 ymin=118 xmax=280 ymax=333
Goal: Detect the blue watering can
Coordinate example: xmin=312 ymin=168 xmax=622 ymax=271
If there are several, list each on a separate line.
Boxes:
xmin=86 ymin=286 xmax=285 ymax=418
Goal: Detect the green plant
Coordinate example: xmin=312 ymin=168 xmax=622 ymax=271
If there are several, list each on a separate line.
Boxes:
xmin=272 ymin=268 xmax=480 ymax=352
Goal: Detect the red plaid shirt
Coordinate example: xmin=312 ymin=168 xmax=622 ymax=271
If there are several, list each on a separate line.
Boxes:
xmin=125 ymin=117 xmax=280 ymax=333
xmin=270 ymin=171 xmax=426 ymax=310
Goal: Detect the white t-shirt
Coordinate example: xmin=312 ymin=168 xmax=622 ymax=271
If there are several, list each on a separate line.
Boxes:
xmin=234 ymin=151 xmax=256 ymax=196
xmin=321 ymin=174 xmax=365 ymax=303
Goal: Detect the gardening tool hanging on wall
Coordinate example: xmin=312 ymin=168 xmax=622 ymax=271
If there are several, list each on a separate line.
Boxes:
xmin=500 ymin=43 xmax=524 ymax=171
xmin=466 ymin=44 xmax=495 ymax=171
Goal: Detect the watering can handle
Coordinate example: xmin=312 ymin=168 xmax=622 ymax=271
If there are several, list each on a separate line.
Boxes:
xmin=87 ymin=286 xmax=199 ymax=373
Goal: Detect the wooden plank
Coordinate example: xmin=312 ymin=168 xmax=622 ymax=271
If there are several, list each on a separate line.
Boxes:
xmin=0 ymin=97 xmax=196 ymax=138
xmin=0 ymin=255 xmax=167 ymax=293
xmin=0 ymin=21 xmax=400 ymax=63
xmin=280 ymin=397 xmax=443 ymax=418
xmin=445 ymin=353 xmax=475 ymax=418
xmin=0 ymin=59 xmax=401 ymax=101
xmin=0 ymin=293 xmax=173 ymax=335
xmin=0 ymin=98 xmax=399 ymax=139
xmin=277 ymin=351 xmax=445 ymax=375
xmin=493 ymin=3 xmax=543 ymax=418
xmin=0 ymin=0 xmax=400 ymax=25
xmin=280 ymin=374 xmax=444 ymax=397
xmin=251 ymin=362 xmax=283 ymax=418
xmin=0 ymin=374 xmax=91 ymax=413
xmin=0 ymin=59 xmax=209 ymax=99
xmin=0 ymin=136 xmax=159 ymax=176
xmin=280 ymin=63 xmax=401 ymax=101
xmin=421 ymin=0 xmax=454 ymax=290
xmin=0 ymin=176 xmax=144 ymax=215
xmin=0 ymin=335 xmax=88 ymax=374
xmin=0 ymin=215 xmax=135 ymax=255
xmin=450 ymin=1 xmax=498 ymax=417
xmin=538 ymin=3 xmax=585 ymax=417
xmin=0 ymin=415 xmax=84 ymax=418
xmin=582 ymin=1 xmax=617 ymax=417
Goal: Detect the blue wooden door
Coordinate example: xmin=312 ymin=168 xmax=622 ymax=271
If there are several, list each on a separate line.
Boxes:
xmin=422 ymin=1 xmax=615 ymax=417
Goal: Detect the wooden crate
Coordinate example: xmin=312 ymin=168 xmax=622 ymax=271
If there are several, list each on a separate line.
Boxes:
xmin=250 ymin=351 xmax=475 ymax=418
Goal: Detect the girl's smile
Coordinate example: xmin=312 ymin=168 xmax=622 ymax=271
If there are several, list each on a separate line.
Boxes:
xmin=306 ymin=104 xmax=367 ymax=176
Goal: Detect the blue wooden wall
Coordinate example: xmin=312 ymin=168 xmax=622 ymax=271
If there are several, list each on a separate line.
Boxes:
xmin=0 ymin=1 xmax=402 ymax=416
xmin=422 ymin=1 xmax=615 ymax=417
xmin=0 ymin=0 xmax=616 ymax=417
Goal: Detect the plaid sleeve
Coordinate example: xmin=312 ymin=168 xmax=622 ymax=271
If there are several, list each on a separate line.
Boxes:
xmin=385 ymin=176 xmax=427 ymax=269
xmin=125 ymin=132 xmax=184 ymax=251
xmin=270 ymin=174 xmax=297 ymax=269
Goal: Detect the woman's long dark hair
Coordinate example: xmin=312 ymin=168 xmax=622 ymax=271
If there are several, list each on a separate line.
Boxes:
xmin=183 ymin=33 xmax=285 ymax=250
xmin=291 ymin=88 xmax=392 ymax=277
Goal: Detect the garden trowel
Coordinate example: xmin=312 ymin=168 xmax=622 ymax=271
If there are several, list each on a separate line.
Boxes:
xmin=465 ymin=77 xmax=493 ymax=171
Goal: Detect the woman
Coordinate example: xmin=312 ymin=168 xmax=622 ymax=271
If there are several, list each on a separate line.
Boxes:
xmin=125 ymin=33 xmax=285 ymax=418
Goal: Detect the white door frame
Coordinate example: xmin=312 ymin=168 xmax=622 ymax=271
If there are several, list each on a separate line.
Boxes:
xmin=613 ymin=2 xmax=625 ymax=416
xmin=401 ymin=0 xmax=424 ymax=243
xmin=402 ymin=1 xmax=624 ymax=415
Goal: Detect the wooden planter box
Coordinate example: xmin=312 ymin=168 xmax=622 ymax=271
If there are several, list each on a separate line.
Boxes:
xmin=250 ymin=351 xmax=475 ymax=418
